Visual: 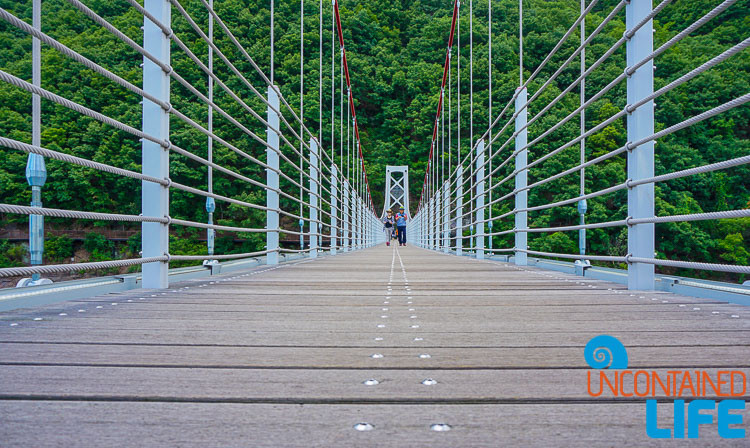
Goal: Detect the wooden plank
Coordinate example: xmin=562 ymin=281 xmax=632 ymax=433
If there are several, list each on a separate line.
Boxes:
xmin=1 ymin=343 xmax=749 ymax=368
xmin=2 ymin=328 xmax=748 ymax=347
xmin=1 ymin=366 xmax=747 ymax=401
xmin=4 ymin=317 xmax=746 ymax=332
xmin=0 ymin=401 xmax=746 ymax=447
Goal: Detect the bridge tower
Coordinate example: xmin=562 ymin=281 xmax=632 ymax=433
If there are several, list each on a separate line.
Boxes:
xmin=382 ymin=166 xmax=410 ymax=218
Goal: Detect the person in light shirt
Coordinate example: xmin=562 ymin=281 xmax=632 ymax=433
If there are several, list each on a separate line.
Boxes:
xmin=394 ymin=207 xmax=408 ymax=246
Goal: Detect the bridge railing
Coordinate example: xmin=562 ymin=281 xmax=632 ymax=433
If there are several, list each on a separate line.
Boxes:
xmin=414 ymin=0 xmax=749 ymax=289
xmin=0 ymin=0 xmax=382 ymax=289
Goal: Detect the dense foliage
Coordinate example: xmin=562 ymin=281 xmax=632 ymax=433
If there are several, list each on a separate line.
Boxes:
xmin=0 ymin=0 xmax=748 ymax=280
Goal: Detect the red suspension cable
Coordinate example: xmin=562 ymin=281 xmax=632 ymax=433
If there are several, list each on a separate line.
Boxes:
xmin=333 ymin=0 xmax=375 ymax=213
xmin=417 ymin=0 xmax=459 ymax=213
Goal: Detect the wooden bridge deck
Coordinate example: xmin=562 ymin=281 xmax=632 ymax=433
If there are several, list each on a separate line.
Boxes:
xmin=1 ymin=245 xmax=749 ymax=446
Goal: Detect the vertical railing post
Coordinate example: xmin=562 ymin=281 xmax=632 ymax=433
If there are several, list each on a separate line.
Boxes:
xmin=456 ymin=166 xmax=463 ymax=255
xmin=514 ymin=87 xmax=528 ymax=266
xmin=626 ymin=0 xmax=655 ymax=290
xmin=309 ymin=138 xmax=319 ymax=258
xmin=142 ymin=0 xmax=171 ymax=288
xmin=352 ymin=194 xmax=362 ymax=250
xmin=265 ymin=86 xmax=280 ymax=265
xmin=352 ymin=194 xmax=362 ymax=249
xmin=357 ymin=196 xmax=366 ymax=249
xmin=424 ymin=194 xmax=428 ymax=248
xmin=442 ymin=181 xmax=449 ymax=253
xmin=417 ymin=210 xmax=421 ymax=247
xmin=475 ymin=139 xmax=485 ymax=260
xmin=22 ymin=0 xmax=47 ymax=287
xmin=350 ymin=182 xmax=356 ymax=250
xmin=418 ymin=211 xmax=422 ymax=247
xmin=206 ymin=0 xmax=215 ymax=263
xmin=432 ymin=195 xmax=437 ymax=250
xmin=330 ymin=165 xmax=338 ymax=255
xmin=356 ymin=196 xmax=361 ymax=249
xmin=343 ymin=180 xmax=350 ymax=252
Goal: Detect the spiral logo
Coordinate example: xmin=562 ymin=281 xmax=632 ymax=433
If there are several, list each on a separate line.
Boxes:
xmin=584 ymin=335 xmax=628 ymax=369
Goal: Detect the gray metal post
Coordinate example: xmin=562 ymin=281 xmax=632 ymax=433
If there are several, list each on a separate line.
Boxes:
xmin=299 ymin=219 xmax=304 ymax=250
xmin=428 ymin=193 xmax=433 ymax=249
xmin=352 ymin=194 xmax=362 ymax=249
xmin=355 ymin=189 xmax=359 ymax=250
xmin=357 ymin=198 xmax=365 ymax=249
xmin=206 ymin=198 xmax=215 ymax=258
xmin=436 ymin=191 xmax=441 ymax=250
xmin=432 ymin=191 xmax=439 ymax=250
xmin=266 ymin=86 xmax=280 ymax=265
xmin=355 ymin=194 xmax=360 ymax=250
xmin=142 ymin=0 xmax=171 ymax=288
xmin=419 ymin=211 xmax=423 ymax=247
xmin=309 ymin=139 xmax=319 ymax=258
xmin=350 ymin=182 xmax=356 ymax=250
xmin=456 ymin=167 xmax=463 ymax=255
xmin=442 ymin=181 xmax=449 ymax=253
xmin=417 ymin=210 xmax=422 ymax=247
xmin=206 ymin=0 xmax=215 ymax=263
xmin=24 ymin=0 xmax=47 ymax=284
xmin=626 ymin=0 xmax=655 ymax=290
xmin=330 ymin=165 xmax=338 ymax=255
xmin=514 ymin=87 xmax=528 ymax=266
xmin=475 ymin=139 xmax=485 ymax=260
xmin=575 ymin=0 xmax=589 ymax=276
xmin=343 ymin=180 xmax=350 ymax=252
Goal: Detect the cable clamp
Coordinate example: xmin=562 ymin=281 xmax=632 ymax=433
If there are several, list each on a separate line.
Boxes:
xmin=164 ymin=252 xmax=172 ymax=262
xmin=624 ymin=253 xmax=633 ymax=264
xmin=163 ymin=102 xmax=174 ymax=114
xmin=164 ymin=215 xmax=172 ymax=225
xmin=625 ymin=141 xmax=636 ymax=152
xmin=622 ymin=27 xmax=633 ymax=42
xmin=163 ymin=65 xmax=174 ymax=76
xmin=625 ymin=215 xmax=634 ymax=226
xmin=161 ymin=139 xmax=173 ymax=151
xmin=164 ymin=28 xmax=174 ymax=40
xmin=623 ymin=66 xmax=633 ymax=78
xmin=625 ymin=177 xmax=634 ymax=189
xmin=163 ymin=177 xmax=173 ymax=188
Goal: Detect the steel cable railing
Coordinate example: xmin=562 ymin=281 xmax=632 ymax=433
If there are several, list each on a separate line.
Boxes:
xmin=446 ymin=0 xmax=739 ymax=238
xmin=414 ymin=0 xmax=750 ymax=285
xmin=0 ymin=0 xmax=381 ymax=284
xmin=436 ymin=0 xmax=680 ymax=239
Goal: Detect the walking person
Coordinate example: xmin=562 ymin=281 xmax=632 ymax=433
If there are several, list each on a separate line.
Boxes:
xmin=382 ymin=210 xmax=394 ymax=246
xmin=395 ymin=206 xmax=408 ymax=246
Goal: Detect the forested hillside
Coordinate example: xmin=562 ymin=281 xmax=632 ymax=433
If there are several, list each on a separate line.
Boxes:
xmin=0 ymin=0 xmax=748 ymax=280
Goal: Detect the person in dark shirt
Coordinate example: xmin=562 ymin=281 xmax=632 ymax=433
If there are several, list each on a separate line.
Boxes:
xmin=382 ymin=210 xmax=394 ymax=246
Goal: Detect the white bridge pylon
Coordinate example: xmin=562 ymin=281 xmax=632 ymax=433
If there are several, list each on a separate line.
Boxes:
xmin=381 ymin=165 xmax=410 ymax=219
